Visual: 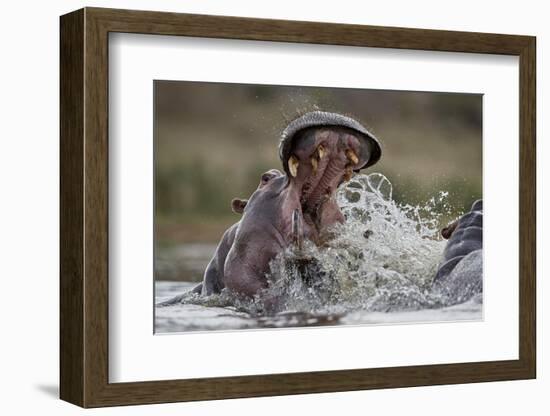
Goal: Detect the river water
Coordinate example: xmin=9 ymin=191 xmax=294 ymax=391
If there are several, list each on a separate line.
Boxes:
xmin=155 ymin=173 xmax=482 ymax=334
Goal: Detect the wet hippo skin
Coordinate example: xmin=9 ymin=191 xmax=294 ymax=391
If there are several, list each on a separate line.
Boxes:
xmin=433 ymin=200 xmax=483 ymax=304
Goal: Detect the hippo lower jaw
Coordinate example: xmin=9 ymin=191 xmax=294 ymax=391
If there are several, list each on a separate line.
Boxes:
xmin=283 ymin=126 xmax=368 ymax=243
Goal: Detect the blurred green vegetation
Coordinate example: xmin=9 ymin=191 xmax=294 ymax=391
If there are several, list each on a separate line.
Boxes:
xmin=155 ymin=81 xmax=482 ymax=246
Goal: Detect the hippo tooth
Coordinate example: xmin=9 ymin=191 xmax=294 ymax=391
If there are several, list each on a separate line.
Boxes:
xmin=346 ymin=149 xmax=359 ymax=165
xmin=311 ymin=157 xmax=318 ymax=174
xmin=343 ymin=165 xmax=354 ymax=182
xmin=291 ymin=209 xmax=303 ymax=250
xmin=317 ymin=144 xmax=326 ymax=159
xmin=289 ymin=155 xmax=299 ymax=177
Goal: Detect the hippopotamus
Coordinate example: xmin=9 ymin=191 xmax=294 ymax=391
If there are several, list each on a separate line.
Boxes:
xmin=433 ymin=199 xmax=483 ymax=305
xmin=192 ymin=111 xmax=382 ymax=298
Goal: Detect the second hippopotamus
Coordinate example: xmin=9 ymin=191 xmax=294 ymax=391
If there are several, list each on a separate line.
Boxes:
xmin=433 ymin=199 xmax=483 ymax=305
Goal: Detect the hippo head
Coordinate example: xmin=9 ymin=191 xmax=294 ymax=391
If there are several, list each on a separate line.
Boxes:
xmin=277 ymin=111 xmax=382 ymax=243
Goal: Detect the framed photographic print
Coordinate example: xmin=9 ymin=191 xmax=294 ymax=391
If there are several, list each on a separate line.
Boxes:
xmin=60 ymin=7 xmax=536 ymax=408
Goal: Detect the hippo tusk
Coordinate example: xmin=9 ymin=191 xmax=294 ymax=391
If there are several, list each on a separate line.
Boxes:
xmin=317 ymin=144 xmax=326 ymax=160
xmin=288 ymin=155 xmax=299 ymax=177
xmin=311 ymin=156 xmax=318 ymax=174
xmin=343 ymin=165 xmax=354 ymax=182
xmin=292 ymin=209 xmax=303 ymax=251
xmin=346 ymin=149 xmax=359 ymax=165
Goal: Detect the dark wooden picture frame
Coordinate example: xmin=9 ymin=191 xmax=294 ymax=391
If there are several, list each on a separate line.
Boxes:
xmin=60 ymin=7 xmax=536 ymax=408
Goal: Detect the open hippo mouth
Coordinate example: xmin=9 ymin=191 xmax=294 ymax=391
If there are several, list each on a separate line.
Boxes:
xmin=279 ymin=111 xmax=382 ymax=242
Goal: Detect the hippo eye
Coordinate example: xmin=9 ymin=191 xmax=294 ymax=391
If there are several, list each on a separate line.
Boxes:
xmin=261 ymin=174 xmax=272 ymax=183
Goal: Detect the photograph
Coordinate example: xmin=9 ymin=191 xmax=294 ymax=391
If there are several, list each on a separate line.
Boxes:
xmin=53 ymin=4 xmax=538 ymax=410
xmin=153 ymin=80 xmax=483 ymax=333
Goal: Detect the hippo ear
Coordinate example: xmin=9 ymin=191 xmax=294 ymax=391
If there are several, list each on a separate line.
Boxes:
xmin=231 ymin=198 xmax=248 ymax=214
xmin=441 ymin=220 xmax=459 ymax=239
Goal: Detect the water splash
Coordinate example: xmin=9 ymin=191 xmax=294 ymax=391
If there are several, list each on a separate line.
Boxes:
xmin=264 ymin=173 xmax=449 ymax=314
xmin=178 ymin=173 xmax=456 ymax=316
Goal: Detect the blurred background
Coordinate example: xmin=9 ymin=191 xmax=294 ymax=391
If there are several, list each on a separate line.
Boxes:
xmin=155 ymin=80 xmax=482 ymax=282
